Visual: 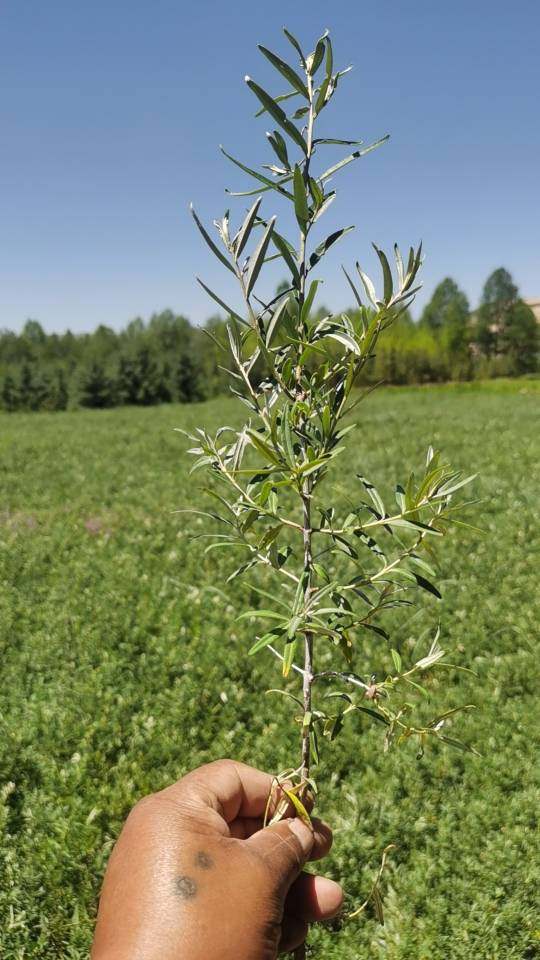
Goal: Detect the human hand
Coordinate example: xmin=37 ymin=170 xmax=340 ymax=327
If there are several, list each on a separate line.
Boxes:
xmin=91 ymin=759 xmax=343 ymax=959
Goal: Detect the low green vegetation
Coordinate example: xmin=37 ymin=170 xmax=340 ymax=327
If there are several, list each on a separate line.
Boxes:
xmin=0 ymin=383 xmax=538 ymax=958
xmin=1 ymin=265 xmax=537 ymax=413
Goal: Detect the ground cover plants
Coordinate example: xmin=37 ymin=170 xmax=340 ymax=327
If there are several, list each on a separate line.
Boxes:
xmin=185 ymin=28 xmax=479 ymax=953
xmin=0 ymin=386 xmax=538 ymax=959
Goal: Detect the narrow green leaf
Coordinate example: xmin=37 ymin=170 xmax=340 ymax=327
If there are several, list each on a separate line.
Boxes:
xmin=301 ymin=279 xmax=320 ymax=326
xmin=314 ymin=138 xmax=364 ymax=146
xmin=319 ymin=135 xmax=390 ymax=182
xmin=234 ymin=197 xmax=263 ymax=258
xmin=437 ymin=474 xmax=477 ymax=496
xmin=249 ymin=585 xmax=290 ymax=612
xmin=266 ymin=130 xmax=290 ymax=168
xmin=266 ymin=295 xmax=291 ymax=345
xmin=383 ymin=517 xmax=442 ymax=536
xmin=310 ymin=727 xmax=320 ymax=765
xmin=238 ymin=609 xmax=287 ymax=622
xmin=309 ymin=226 xmax=354 ymax=269
xmin=407 ymin=554 xmax=437 ymax=578
xmin=439 ymin=735 xmax=481 ymax=757
xmin=314 ymin=34 xmax=333 ymax=113
xmin=391 ymin=649 xmax=402 ymax=673
xmin=414 ymin=573 xmax=442 ymax=599
xmin=394 ymin=243 xmax=405 ymax=287
xmin=246 ymin=216 xmax=276 ymax=296
xmin=220 ymin=146 xmax=294 ymax=199
xmin=196 ymin=278 xmax=247 ymax=326
xmin=312 ymin=191 xmax=336 ymax=222
xmin=247 ymin=429 xmax=283 ymax=466
xmin=281 ymin=410 xmax=295 ymax=465
xmin=308 ymin=176 xmax=323 ymax=207
xmin=324 ymin=331 xmax=360 ymax=355
xmin=342 ymin=266 xmax=364 ymax=310
xmin=372 ymin=885 xmax=384 ymax=924
xmin=297 ymin=455 xmax=330 ymax=476
xmin=249 ymin=631 xmax=284 ymax=655
xmin=271 ymin=228 xmax=301 ymax=285
xmin=355 ymin=706 xmax=389 ymax=725
xmin=255 ymin=89 xmax=299 ymax=118
xmin=201 ymin=326 xmax=226 ymax=351
xmin=283 ymin=28 xmax=306 ymax=68
xmin=307 ymin=32 xmax=328 ymax=75
xmin=293 ymin=164 xmax=310 ymax=229
xmin=282 ymin=639 xmax=298 ymax=677
xmin=190 ymin=205 xmax=235 ymax=274
xmin=245 ymin=77 xmax=307 ymax=154
xmin=372 ymin=243 xmax=393 ymax=303
xmin=266 ymin=688 xmax=303 ymax=708
xmin=358 ymin=475 xmax=385 ymax=517
xmin=258 ymin=45 xmax=309 ymax=98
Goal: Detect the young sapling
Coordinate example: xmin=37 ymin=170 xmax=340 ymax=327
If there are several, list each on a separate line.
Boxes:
xmin=182 ymin=27 xmax=477 ymax=955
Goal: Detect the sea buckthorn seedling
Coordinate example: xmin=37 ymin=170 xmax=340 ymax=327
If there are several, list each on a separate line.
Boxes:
xmin=182 ymin=27 xmax=477 ymax=956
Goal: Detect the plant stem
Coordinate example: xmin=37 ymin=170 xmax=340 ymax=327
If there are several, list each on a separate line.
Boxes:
xmin=293 ymin=65 xmax=316 ymax=960
xmin=300 ymin=483 xmax=313 ymax=783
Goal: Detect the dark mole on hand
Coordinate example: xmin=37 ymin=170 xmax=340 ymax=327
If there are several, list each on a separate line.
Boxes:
xmin=174 ymin=875 xmax=198 ymax=900
xmin=195 ymin=850 xmax=214 ymax=870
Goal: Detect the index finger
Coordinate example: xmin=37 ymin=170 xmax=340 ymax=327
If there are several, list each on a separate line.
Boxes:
xmin=160 ymin=759 xmax=275 ymax=823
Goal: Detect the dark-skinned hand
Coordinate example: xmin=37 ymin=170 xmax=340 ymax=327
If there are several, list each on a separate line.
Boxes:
xmin=91 ymin=759 xmax=343 ymax=959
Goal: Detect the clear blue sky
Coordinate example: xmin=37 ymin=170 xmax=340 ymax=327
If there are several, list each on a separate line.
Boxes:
xmin=1 ymin=0 xmax=539 ymax=333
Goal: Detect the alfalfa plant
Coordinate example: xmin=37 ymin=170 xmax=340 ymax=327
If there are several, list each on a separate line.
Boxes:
xmin=182 ymin=27 xmax=477 ymax=953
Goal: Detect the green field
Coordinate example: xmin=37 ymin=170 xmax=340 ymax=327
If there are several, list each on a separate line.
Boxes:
xmin=1 ymin=383 xmax=539 ymax=959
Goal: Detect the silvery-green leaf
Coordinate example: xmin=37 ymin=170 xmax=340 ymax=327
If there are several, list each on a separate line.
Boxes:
xmin=437 ymin=474 xmax=477 ymax=496
xmin=309 ymin=226 xmax=354 ymax=269
xmin=307 ymin=31 xmax=328 ymax=75
xmin=300 ymin=279 xmax=320 ymax=326
xmin=293 ymin=164 xmax=310 ymax=229
xmin=314 ymin=138 xmax=364 ymax=146
xmin=220 ymin=146 xmax=294 ymax=199
xmin=270 ymin=228 xmax=300 ymax=285
xmin=324 ymin=33 xmax=333 ymax=78
xmin=372 ymin=243 xmax=393 ymax=303
xmin=234 ymin=197 xmax=263 ymax=258
xmin=325 ymin=331 xmax=360 ymax=355
xmin=266 ymin=130 xmax=290 ymax=168
xmin=314 ymin=34 xmax=333 ymax=112
xmin=342 ymin=266 xmax=363 ymax=309
xmin=319 ymin=135 xmax=390 ymax=183
xmin=246 ymin=216 xmax=276 ymax=297
xmin=356 ymin=263 xmax=378 ymax=308
xmin=258 ymin=45 xmax=309 ymax=98
xmin=254 ymin=89 xmax=299 ymax=118
xmin=196 ymin=277 xmax=247 ymax=326
xmin=190 ymin=204 xmax=235 ymax=274
xmin=308 ymin=177 xmax=323 ymax=207
xmin=358 ymin=475 xmax=385 ymax=516
xmin=245 ymin=77 xmax=307 ymax=154
xmin=312 ymin=191 xmax=336 ymax=223
xmin=266 ymin=295 xmax=290 ymax=345
xmin=394 ymin=243 xmax=405 ymax=288
xmin=283 ymin=27 xmax=306 ymax=67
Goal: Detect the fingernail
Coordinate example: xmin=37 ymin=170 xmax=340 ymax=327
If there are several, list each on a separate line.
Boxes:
xmin=288 ymin=817 xmax=314 ymax=854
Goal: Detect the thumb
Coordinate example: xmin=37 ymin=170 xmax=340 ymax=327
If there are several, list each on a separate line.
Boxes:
xmin=247 ymin=818 xmax=314 ymax=892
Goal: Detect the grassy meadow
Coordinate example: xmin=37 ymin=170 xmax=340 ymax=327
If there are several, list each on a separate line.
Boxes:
xmin=0 ymin=381 xmax=539 ymax=959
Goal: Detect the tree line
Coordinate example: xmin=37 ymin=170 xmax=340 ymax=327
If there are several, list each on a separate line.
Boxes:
xmin=0 ymin=267 xmax=537 ymax=412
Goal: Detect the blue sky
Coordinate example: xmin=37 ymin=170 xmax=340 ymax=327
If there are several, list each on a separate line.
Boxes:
xmin=1 ymin=0 xmax=539 ymax=333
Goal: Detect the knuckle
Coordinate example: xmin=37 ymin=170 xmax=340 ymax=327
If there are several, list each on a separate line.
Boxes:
xmin=126 ymin=792 xmax=163 ymax=825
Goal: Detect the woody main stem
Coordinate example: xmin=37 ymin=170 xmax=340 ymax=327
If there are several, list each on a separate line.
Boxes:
xmin=294 ymin=67 xmax=315 ymax=960
xmin=301 ymin=485 xmax=313 ymax=784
